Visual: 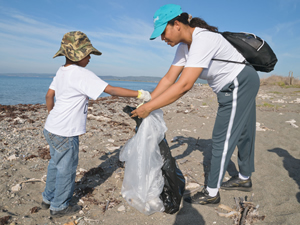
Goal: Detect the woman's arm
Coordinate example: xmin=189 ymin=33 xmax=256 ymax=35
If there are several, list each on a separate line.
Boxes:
xmin=104 ymin=85 xmax=138 ymax=97
xmin=131 ymin=67 xmax=203 ymax=118
xmin=45 ymin=89 xmax=55 ymax=113
xmin=150 ymin=65 xmax=184 ymax=100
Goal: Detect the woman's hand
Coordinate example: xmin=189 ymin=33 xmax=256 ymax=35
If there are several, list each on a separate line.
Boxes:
xmin=131 ymin=104 xmax=151 ymax=118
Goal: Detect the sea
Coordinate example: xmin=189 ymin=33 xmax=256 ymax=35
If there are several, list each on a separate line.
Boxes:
xmin=0 ymin=76 xmax=159 ymax=106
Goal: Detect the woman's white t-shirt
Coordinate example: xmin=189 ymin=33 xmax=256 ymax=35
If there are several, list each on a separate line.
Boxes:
xmin=172 ymin=27 xmax=246 ymax=93
xmin=44 ymin=65 xmax=108 ymax=137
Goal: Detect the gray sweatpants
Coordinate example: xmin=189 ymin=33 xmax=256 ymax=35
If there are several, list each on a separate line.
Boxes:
xmin=207 ymin=65 xmax=260 ymax=189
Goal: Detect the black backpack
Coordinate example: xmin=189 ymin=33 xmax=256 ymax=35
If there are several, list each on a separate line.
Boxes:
xmin=212 ymin=31 xmax=278 ymax=72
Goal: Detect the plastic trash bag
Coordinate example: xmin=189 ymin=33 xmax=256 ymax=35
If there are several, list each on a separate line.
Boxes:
xmin=120 ymin=106 xmax=185 ymax=215
xmin=158 ymin=136 xmax=186 ymax=214
xmin=119 ymin=108 xmax=166 ymax=215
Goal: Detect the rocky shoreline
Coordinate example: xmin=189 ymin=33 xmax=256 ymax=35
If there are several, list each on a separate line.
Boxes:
xmin=0 ymin=84 xmax=300 ymax=225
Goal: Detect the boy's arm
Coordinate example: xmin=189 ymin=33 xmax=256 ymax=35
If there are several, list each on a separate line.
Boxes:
xmin=45 ymin=89 xmax=55 ymax=113
xmin=104 ymin=85 xmax=138 ymax=97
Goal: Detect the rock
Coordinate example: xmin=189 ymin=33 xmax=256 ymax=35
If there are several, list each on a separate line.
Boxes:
xmin=185 ymin=182 xmax=200 ymax=190
xmin=11 ymin=184 xmax=21 ymax=192
xmin=106 ymin=146 xmax=120 ymax=151
xmin=117 ymin=205 xmax=126 ymax=212
xmin=13 ymin=117 xmax=25 ymax=124
xmin=7 ymin=155 xmax=18 ymax=161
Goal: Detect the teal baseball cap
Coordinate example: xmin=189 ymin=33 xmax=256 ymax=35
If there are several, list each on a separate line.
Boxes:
xmin=150 ymin=4 xmax=182 ymax=40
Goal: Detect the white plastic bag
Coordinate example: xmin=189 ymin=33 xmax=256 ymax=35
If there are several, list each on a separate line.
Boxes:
xmin=119 ymin=109 xmax=167 ymax=215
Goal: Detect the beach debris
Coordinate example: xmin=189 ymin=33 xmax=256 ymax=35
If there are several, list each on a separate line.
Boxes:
xmin=87 ymin=114 xmax=111 ymax=122
xmin=106 ymin=146 xmax=120 ymax=151
xmin=0 ymin=216 xmax=10 ymax=225
xmin=256 ymin=122 xmax=273 ymax=131
xmin=183 ymin=173 xmax=204 ymax=196
xmin=63 ymin=217 xmax=83 ymax=225
xmin=38 ymin=146 xmax=51 ymax=160
xmin=7 ymin=154 xmax=18 ymax=161
xmin=171 ymin=136 xmax=179 ymax=142
xmin=285 ymin=119 xmax=298 ymax=128
xmin=25 ymin=154 xmax=38 ymax=160
xmin=13 ymin=117 xmax=25 ymax=124
xmin=257 ymin=94 xmax=271 ymax=100
xmin=185 ymin=182 xmax=201 ymax=190
xmin=76 ymin=168 xmax=87 ymax=175
xmin=171 ymin=136 xmax=189 ymax=145
xmin=11 ymin=184 xmax=21 ymax=192
xmin=215 ymin=193 xmax=265 ymax=224
xmin=117 ymin=205 xmax=126 ymax=212
xmin=11 ymin=175 xmax=46 ymax=192
xmin=30 ymin=206 xmax=40 ymax=214
xmin=271 ymin=99 xmax=285 ymax=103
xmin=181 ymin=129 xmax=191 ymax=132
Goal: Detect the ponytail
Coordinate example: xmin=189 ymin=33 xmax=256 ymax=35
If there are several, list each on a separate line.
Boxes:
xmin=168 ymin=12 xmax=218 ymax=32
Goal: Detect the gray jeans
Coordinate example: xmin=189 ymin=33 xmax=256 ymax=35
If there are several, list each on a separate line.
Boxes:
xmin=207 ymin=65 xmax=260 ymax=189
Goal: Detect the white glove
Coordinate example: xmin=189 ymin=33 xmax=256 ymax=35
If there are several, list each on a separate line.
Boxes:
xmin=137 ymin=90 xmax=151 ymax=108
xmin=137 ymin=90 xmax=151 ymax=102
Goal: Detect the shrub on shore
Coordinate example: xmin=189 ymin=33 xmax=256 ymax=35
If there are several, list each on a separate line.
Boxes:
xmin=260 ymin=75 xmax=300 ymax=88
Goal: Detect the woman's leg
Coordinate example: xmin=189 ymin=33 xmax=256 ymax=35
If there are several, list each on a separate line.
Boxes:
xmin=208 ymin=66 xmax=259 ymax=189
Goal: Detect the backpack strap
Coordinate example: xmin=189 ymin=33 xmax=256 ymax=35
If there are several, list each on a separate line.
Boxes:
xmin=198 ymin=29 xmax=251 ymax=66
xmin=212 ymin=58 xmax=251 ymax=65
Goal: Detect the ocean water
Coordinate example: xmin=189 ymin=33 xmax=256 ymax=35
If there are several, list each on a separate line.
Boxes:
xmin=0 ymin=76 xmax=158 ymax=105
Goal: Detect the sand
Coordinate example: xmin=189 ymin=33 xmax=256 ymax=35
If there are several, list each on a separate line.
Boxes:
xmin=0 ymin=84 xmax=299 ymax=225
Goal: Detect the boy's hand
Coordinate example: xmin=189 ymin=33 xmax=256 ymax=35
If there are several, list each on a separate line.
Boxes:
xmin=137 ymin=90 xmax=151 ymax=102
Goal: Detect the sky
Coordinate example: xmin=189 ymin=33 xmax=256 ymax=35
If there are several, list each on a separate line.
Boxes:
xmin=0 ymin=0 xmax=299 ymax=78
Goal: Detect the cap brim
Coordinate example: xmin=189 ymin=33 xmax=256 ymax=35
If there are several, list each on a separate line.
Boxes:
xmin=89 ymin=47 xmax=102 ymax=56
xmin=53 ymin=46 xmax=102 ymax=61
xmin=150 ymin=23 xmax=167 ymax=40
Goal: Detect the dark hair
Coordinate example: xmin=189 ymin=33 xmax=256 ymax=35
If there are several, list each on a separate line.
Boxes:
xmin=168 ymin=12 xmax=218 ymax=32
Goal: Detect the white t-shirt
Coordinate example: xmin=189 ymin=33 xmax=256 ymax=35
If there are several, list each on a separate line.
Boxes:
xmin=172 ymin=27 xmax=246 ymax=93
xmin=44 ymin=65 xmax=108 ymax=137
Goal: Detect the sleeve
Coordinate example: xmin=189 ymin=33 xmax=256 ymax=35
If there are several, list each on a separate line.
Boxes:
xmin=49 ymin=77 xmax=56 ymax=90
xmin=79 ymin=69 xmax=108 ymax=100
xmin=185 ymin=34 xmax=217 ymax=68
xmin=172 ymin=43 xmax=187 ymax=66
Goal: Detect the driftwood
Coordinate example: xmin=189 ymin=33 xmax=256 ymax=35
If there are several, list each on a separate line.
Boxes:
xmin=215 ymin=193 xmax=265 ymax=225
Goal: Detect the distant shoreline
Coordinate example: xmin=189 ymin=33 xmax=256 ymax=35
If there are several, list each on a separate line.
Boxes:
xmin=0 ymin=73 xmax=207 ymax=84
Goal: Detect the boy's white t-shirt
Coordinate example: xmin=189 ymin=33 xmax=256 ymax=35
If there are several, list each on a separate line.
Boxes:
xmin=44 ymin=65 xmax=108 ymax=137
xmin=172 ymin=27 xmax=246 ymax=93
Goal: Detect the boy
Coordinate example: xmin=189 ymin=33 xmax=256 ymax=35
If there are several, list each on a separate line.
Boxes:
xmin=42 ymin=31 xmax=150 ymax=218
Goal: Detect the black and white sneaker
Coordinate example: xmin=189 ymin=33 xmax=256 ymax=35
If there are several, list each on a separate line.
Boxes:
xmin=221 ymin=175 xmax=252 ymax=191
xmin=184 ymin=187 xmax=220 ymax=205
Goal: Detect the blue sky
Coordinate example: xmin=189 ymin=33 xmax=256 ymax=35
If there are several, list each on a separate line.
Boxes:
xmin=0 ymin=0 xmax=299 ymax=78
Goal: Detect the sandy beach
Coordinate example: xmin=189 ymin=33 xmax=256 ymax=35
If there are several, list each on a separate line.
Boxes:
xmin=0 ymin=84 xmax=299 ymax=225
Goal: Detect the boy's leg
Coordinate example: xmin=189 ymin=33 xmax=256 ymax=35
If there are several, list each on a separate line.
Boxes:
xmin=43 ymin=131 xmax=79 ymax=211
xmin=42 ymin=129 xmax=57 ymax=204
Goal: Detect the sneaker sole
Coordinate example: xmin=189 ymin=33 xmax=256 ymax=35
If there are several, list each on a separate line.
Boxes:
xmin=51 ymin=211 xmax=78 ymax=218
xmin=221 ymin=186 xmax=252 ymax=192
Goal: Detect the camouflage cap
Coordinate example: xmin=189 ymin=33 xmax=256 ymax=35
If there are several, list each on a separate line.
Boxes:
xmin=53 ymin=31 xmax=102 ymax=62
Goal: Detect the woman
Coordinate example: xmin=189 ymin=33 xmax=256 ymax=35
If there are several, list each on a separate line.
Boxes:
xmin=131 ymin=4 xmax=260 ymax=205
